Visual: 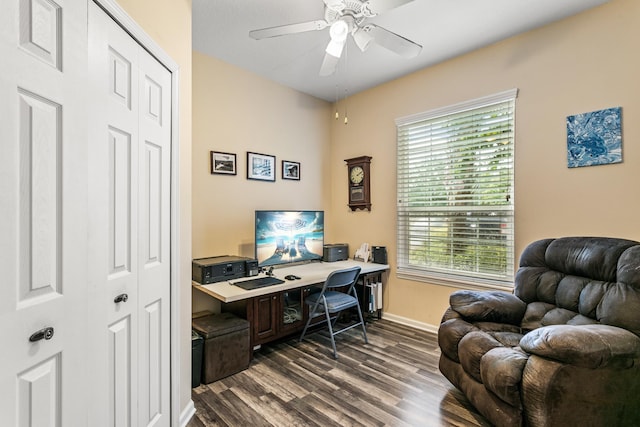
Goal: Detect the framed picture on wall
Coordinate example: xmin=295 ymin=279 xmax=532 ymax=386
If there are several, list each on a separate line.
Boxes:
xmin=566 ymin=107 xmax=622 ymax=168
xmin=247 ymin=152 xmax=276 ymax=182
xmin=282 ymin=160 xmax=300 ymax=180
xmin=210 ymin=151 xmax=237 ymax=175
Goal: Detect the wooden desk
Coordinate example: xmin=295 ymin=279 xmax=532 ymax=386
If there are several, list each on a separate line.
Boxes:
xmin=193 ymin=260 xmax=389 ymax=349
xmin=193 ymin=260 xmax=388 ymax=302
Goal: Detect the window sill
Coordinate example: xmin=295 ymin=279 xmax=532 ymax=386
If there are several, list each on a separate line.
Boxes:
xmin=397 ymin=268 xmax=513 ymax=291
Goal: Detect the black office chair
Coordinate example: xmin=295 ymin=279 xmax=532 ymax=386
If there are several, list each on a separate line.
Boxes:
xmin=299 ymin=266 xmax=368 ymax=359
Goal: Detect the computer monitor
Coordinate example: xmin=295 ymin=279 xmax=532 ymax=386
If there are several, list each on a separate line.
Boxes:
xmin=254 ymin=210 xmax=324 ymax=267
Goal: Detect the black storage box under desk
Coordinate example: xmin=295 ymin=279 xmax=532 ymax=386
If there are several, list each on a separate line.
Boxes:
xmin=192 ymin=312 xmax=250 ymax=384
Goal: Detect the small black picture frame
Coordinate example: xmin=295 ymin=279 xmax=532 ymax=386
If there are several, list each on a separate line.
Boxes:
xmin=210 ymin=151 xmax=237 ymax=175
xmin=247 ymin=152 xmax=276 ymax=182
xmin=282 ymin=160 xmax=300 ymax=181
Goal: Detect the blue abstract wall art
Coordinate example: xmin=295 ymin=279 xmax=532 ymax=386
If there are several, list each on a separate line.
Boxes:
xmin=567 ymin=107 xmax=622 ymax=168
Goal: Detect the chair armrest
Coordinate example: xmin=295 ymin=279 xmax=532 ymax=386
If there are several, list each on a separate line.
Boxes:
xmin=520 ymin=324 xmax=640 ymax=369
xmin=449 ymin=290 xmax=527 ymax=326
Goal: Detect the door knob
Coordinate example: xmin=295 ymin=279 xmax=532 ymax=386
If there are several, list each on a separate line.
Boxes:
xmin=114 ymin=293 xmax=129 ymax=303
xmin=29 ymin=327 xmax=54 ymax=342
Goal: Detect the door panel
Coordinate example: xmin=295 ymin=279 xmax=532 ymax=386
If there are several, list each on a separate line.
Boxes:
xmin=88 ymin=3 xmax=171 ymax=426
xmin=109 ymin=127 xmax=134 ymax=278
xmin=17 ymin=89 xmax=62 ymax=305
xmin=253 ymin=295 xmax=278 ymax=343
xmin=109 ymin=316 xmax=133 ymax=427
xmin=19 ymin=0 xmax=62 ymax=69
xmin=88 ymin=4 xmax=140 ymax=424
xmin=0 ymin=0 xmax=88 ymax=426
xmin=143 ymin=300 xmax=163 ymax=422
xmin=138 ymin=37 xmax=172 ymax=427
xmin=17 ymin=354 xmax=61 ymax=427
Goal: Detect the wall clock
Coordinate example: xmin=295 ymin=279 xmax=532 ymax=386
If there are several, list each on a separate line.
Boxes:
xmin=345 ymin=156 xmax=372 ymax=211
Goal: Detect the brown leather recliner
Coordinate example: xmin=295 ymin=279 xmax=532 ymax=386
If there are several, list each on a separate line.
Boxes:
xmin=438 ymin=237 xmax=640 ymax=427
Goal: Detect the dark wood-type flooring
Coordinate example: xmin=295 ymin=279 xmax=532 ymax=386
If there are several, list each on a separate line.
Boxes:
xmin=188 ymin=319 xmax=490 ymax=427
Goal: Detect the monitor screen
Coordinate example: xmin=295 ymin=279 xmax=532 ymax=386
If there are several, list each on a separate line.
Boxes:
xmin=255 ymin=210 xmax=324 ymax=267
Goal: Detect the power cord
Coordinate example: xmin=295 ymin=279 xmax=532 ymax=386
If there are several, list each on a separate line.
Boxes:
xmin=283 ymin=307 xmax=301 ymax=324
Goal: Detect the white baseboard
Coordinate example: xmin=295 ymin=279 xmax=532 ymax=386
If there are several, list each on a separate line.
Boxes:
xmin=381 ymin=312 xmax=439 ymax=334
xmin=179 ymin=400 xmax=196 ymax=427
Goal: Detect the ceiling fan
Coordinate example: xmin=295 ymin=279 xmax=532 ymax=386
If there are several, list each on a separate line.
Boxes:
xmin=249 ymin=0 xmax=422 ymax=76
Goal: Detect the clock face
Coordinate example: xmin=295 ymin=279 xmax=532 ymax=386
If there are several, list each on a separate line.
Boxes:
xmin=350 ymin=166 xmax=364 ymax=185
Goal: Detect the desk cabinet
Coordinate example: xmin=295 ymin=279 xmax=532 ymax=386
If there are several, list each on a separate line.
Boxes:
xmin=221 ymin=270 xmax=385 ymax=349
xmin=225 ymin=285 xmax=319 ymax=348
xmin=252 ymin=294 xmax=278 ymax=342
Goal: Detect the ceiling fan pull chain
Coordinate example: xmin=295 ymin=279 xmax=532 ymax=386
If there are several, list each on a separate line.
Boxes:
xmin=344 ymin=106 xmax=348 ymax=125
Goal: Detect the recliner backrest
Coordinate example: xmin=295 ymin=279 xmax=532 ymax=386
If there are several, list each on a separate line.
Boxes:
xmin=514 ymin=237 xmax=640 ymax=336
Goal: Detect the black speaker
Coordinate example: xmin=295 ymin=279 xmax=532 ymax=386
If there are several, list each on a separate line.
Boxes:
xmin=372 ymin=246 xmax=387 ymax=264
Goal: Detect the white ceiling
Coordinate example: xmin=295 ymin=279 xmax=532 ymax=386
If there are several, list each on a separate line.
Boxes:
xmin=193 ymin=0 xmax=609 ymax=102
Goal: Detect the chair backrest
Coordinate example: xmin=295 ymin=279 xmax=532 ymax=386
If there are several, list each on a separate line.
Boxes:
xmin=322 ymin=266 xmax=362 ymax=293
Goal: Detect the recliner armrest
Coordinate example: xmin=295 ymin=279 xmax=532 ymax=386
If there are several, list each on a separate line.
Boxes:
xmin=520 ymin=324 xmax=640 ymax=369
xmin=449 ymin=290 xmax=526 ymax=326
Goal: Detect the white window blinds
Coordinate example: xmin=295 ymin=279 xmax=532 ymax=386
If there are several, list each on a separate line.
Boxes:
xmin=396 ymin=89 xmax=518 ymax=288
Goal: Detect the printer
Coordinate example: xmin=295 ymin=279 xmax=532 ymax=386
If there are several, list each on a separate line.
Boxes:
xmin=323 ymin=244 xmax=349 ymax=262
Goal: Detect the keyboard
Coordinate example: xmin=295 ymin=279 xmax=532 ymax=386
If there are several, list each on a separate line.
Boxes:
xmin=232 ymin=276 xmax=285 ymax=290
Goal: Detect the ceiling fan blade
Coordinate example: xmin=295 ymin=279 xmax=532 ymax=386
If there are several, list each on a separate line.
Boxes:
xmin=366 ymin=24 xmax=422 ymax=58
xmin=364 ymin=0 xmax=415 ymax=15
xmin=353 ymin=27 xmax=374 ymax=52
xmin=249 ymin=20 xmax=328 ymax=40
xmin=319 ymin=51 xmax=340 ymax=76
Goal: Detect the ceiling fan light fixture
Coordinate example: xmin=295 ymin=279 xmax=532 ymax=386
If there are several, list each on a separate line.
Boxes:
xmin=329 ymin=20 xmax=349 ymax=42
xmin=326 ymin=20 xmax=349 ymax=58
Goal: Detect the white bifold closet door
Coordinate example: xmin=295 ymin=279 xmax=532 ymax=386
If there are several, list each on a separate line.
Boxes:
xmin=87 ymin=2 xmax=172 ymax=426
xmin=0 ymin=0 xmax=89 ymax=425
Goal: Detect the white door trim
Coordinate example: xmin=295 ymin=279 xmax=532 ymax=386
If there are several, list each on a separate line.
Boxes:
xmin=91 ymin=1 xmax=185 ymax=425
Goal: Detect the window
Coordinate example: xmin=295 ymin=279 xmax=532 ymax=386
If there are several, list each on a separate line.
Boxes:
xmin=396 ymin=89 xmax=517 ymax=289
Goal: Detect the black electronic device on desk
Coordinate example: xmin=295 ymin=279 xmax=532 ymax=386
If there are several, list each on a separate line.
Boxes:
xmin=372 ymin=246 xmax=388 ymax=264
xmin=230 ymin=276 xmax=285 ymax=290
xmin=323 ymin=243 xmax=348 ymax=262
xmin=192 ymin=255 xmax=259 ymax=284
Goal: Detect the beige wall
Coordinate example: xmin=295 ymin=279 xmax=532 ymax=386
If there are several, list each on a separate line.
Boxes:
xmin=329 ymin=0 xmax=640 ymax=329
xmin=191 ymin=51 xmax=331 ymax=312
xmin=114 ymin=0 xmax=193 ymax=417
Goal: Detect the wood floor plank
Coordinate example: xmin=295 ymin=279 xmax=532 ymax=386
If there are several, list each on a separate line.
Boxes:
xmin=189 ymin=319 xmax=490 ymax=426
